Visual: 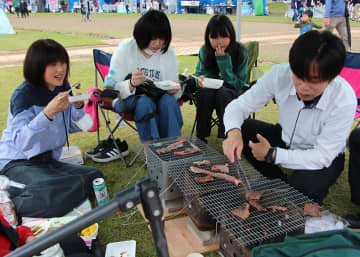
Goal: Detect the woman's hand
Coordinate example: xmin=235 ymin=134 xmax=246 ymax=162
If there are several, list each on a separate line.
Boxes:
xmin=198 ymin=75 xmax=206 ymax=88
xmin=72 ymin=92 xmax=84 ymax=109
xmin=215 ymin=45 xmax=226 ymax=56
xmin=131 ymin=70 xmax=146 ymax=87
xmin=43 ymin=92 xmax=70 ymax=120
xmin=222 ymin=129 xmax=243 ymax=163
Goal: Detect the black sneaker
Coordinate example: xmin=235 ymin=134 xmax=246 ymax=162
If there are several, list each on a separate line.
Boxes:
xmin=342 ymin=214 xmax=360 ymax=231
xmin=92 ymin=139 xmax=129 ymax=163
xmin=85 ymin=138 xmax=113 ymax=158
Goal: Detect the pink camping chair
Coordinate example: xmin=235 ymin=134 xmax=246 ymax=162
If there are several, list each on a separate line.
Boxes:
xmin=339 ymin=51 xmax=360 ymax=128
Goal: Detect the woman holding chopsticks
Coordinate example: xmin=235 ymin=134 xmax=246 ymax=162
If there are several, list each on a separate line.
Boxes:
xmin=0 ymin=39 xmax=103 ymax=218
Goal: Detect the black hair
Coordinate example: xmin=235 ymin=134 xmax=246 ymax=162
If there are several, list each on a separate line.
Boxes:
xmin=289 ymin=30 xmax=346 ymax=82
xmin=23 ymin=39 xmax=69 ymax=88
xmin=303 ymin=9 xmax=313 ymax=18
xmin=133 ymin=10 xmax=172 ymax=53
xmin=203 ymin=14 xmax=245 ymax=75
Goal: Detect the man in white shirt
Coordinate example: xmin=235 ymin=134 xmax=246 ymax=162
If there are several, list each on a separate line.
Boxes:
xmin=223 ymin=30 xmax=357 ymax=204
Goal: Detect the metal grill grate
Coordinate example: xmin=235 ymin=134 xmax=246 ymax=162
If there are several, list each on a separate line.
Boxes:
xmin=167 ymin=154 xmax=262 ymax=197
xmin=201 ymin=178 xmax=310 ymax=247
xmin=146 ymin=136 xmax=217 ymax=201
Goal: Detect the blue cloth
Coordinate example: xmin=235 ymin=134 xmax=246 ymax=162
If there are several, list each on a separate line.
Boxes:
xmin=292 ymin=7 xmax=298 ymax=22
xmin=0 ymin=81 xmax=84 ymax=170
xmin=300 ymin=24 xmax=313 ymax=34
xmin=113 ymin=94 xmax=183 ymax=142
xmin=325 ymin=0 xmax=346 ymax=18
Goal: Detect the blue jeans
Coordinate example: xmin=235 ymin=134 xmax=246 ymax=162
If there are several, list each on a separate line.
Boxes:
xmin=292 ymin=8 xmax=298 ymax=22
xmin=114 ymin=94 xmax=183 ymax=142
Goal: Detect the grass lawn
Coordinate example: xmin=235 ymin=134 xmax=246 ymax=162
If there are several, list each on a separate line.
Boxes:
xmin=0 ymin=53 xmax=358 ymax=256
xmin=0 ymin=30 xmax=107 ymax=51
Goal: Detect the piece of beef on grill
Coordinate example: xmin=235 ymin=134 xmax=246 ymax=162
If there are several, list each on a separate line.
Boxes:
xmin=245 ymin=190 xmax=265 ymax=201
xmin=303 ymin=203 xmax=322 ymax=217
xmin=211 ymin=164 xmax=229 ymax=173
xmin=249 ymin=199 xmax=267 ymax=212
xmin=174 ymin=146 xmax=201 ymax=156
xmin=193 ymin=160 xmax=211 ymax=166
xmin=267 ymin=205 xmax=288 ymax=212
xmin=189 ymin=166 xmax=243 ymax=185
xmin=194 ymin=175 xmax=214 ymax=183
xmin=155 ymin=139 xmax=186 ymax=154
xmin=231 ymin=203 xmax=250 ymax=220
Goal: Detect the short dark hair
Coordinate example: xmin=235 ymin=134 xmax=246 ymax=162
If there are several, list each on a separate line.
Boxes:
xmin=133 ymin=10 xmax=172 ymax=53
xmin=203 ymin=14 xmax=245 ymax=74
xmin=304 ymin=9 xmax=313 ymax=18
xmin=23 ymin=39 xmax=69 ymax=88
xmin=289 ymin=30 xmax=346 ymax=82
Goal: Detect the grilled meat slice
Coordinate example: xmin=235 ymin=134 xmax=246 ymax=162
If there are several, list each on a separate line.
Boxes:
xmin=193 ymin=160 xmax=211 ymax=166
xmin=303 ymin=203 xmax=322 ymax=217
xmin=174 ymin=146 xmax=201 ymax=155
xmin=194 ymin=175 xmax=214 ymax=183
xmin=211 ymin=164 xmax=229 ymax=173
xmin=267 ymin=205 xmax=288 ymax=212
xmin=249 ymin=200 xmax=267 ymax=212
xmin=245 ymin=190 xmax=265 ymax=201
xmin=231 ymin=203 xmax=250 ymax=220
xmin=155 ymin=139 xmax=186 ymax=154
xmin=189 ymin=166 xmax=243 ymax=185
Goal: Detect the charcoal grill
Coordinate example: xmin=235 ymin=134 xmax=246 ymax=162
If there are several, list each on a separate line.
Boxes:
xmin=146 ymin=136 xmax=218 ymax=211
xmin=167 ymin=154 xmax=312 ymax=254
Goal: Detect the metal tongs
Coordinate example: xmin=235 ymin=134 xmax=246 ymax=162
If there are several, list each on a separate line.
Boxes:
xmin=234 ymin=158 xmax=252 ymax=191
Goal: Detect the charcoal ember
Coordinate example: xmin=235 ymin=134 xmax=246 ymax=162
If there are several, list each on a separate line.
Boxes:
xmin=211 ymin=164 xmax=229 ymax=173
xmin=303 ymin=203 xmax=322 ymax=217
xmin=249 ymin=199 xmax=267 ymax=212
xmin=194 ymin=175 xmax=214 ymax=183
xmin=231 ymin=203 xmax=250 ymax=220
xmin=245 ymin=190 xmax=265 ymax=201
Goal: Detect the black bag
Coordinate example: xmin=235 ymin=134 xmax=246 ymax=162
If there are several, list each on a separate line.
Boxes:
xmin=125 ymin=73 xmax=166 ymax=102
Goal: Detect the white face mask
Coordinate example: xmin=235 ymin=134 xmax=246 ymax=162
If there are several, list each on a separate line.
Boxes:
xmin=143 ymin=48 xmax=159 ymax=56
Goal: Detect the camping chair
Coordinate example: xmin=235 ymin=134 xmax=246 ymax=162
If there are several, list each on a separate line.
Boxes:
xmin=92 ymin=48 xmax=143 ymax=167
xmin=339 ymin=51 xmax=360 ymax=129
xmin=188 ymin=41 xmax=263 ymax=138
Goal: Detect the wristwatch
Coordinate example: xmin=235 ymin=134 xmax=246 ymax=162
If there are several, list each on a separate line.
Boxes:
xmin=265 ymin=147 xmax=276 ymax=164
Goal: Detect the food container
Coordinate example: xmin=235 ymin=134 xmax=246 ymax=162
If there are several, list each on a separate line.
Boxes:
xmin=105 ymin=240 xmax=136 ymax=257
xmin=81 ymin=223 xmax=99 ymax=238
xmin=34 ymin=243 xmax=64 ymax=257
xmin=202 ymin=78 xmax=223 ymax=89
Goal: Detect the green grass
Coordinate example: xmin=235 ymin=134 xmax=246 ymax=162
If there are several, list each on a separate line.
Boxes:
xmin=0 ymin=30 xmax=106 ymax=51
xmin=0 ymin=55 xmax=358 ymax=256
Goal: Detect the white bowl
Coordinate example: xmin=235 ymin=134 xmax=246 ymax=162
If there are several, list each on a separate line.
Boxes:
xmin=154 ymin=80 xmax=180 ymax=90
xmin=105 ymin=240 xmax=136 ymax=257
xmin=203 ymin=78 xmax=223 ymax=89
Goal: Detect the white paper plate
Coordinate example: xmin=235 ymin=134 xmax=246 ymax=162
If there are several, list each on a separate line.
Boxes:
xmin=69 ymin=93 xmax=91 ymax=103
xmin=24 ymin=220 xmax=50 ymax=237
xmin=203 ymin=78 xmax=223 ymax=89
xmin=105 ymin=240 xmax=136 ymax=257
xmin=154 ymin=80 xmax=180 ymax=91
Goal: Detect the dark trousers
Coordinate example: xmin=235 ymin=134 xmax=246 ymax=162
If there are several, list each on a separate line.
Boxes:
xmin=242 ymin=119 xmax=345 ymax=204
xmin=1 ymin=152 xmax=103 ymax=218
xmin=348 ymin=128 xmax=360 ymax=205
xmin=61 ymin=235 xmax=94 ymax=257
xmin=196 ymin=87 xmax=239 ymax=139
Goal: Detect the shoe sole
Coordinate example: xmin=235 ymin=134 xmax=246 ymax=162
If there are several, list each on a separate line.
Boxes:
xmin=91 ymin=150 xmax=129 ymax=163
